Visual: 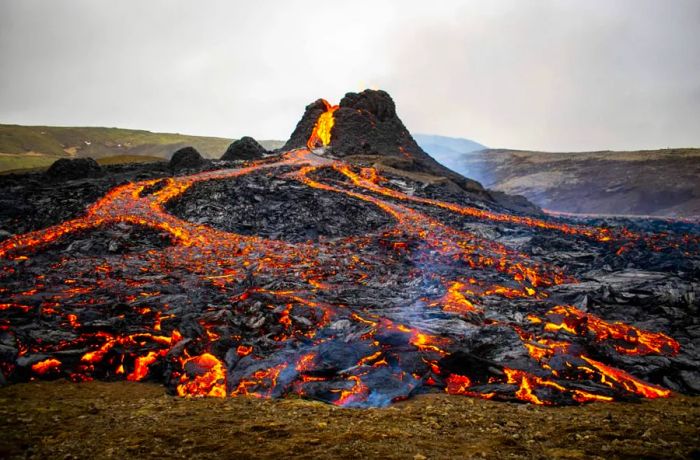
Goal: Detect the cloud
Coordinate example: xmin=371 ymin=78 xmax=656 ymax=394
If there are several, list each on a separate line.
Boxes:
xmin=378 ymin=0 xmax=700 ymax=150
xmin=0 ymin=0 xmax=698 ymax=150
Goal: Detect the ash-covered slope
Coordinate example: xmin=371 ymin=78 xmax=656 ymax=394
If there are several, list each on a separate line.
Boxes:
xmin=0 ymin=91 xmax=698 ymax=409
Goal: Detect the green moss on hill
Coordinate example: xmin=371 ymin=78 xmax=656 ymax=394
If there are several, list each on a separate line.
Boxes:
xmin=0 ymin=124 xmax=285 ymax=171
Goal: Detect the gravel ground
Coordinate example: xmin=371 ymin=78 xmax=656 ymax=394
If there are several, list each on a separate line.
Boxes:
xmin=1 ymin=381 xmax=698 ymax=459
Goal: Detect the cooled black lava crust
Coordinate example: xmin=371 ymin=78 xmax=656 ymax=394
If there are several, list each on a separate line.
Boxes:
xmin=165 ymin=169 xmax=395 ymax=242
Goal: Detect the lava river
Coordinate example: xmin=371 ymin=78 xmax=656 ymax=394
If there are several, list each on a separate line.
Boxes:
xmin=0 ymin=102 xmax=695 ymax=406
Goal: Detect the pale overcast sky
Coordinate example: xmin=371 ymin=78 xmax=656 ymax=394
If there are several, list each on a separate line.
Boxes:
xmin=1 ymin=0 xmax=698 ymax=151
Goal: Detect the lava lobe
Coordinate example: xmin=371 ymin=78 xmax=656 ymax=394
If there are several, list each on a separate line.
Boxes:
xmin=166 ymin=169 xmax=394 ymax=242
xmin=0 ymin=90 xmax=698 ymax=407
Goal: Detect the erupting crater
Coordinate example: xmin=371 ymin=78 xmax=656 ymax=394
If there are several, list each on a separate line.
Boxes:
xmin=0 ymin=90 xmax=698 ymax=407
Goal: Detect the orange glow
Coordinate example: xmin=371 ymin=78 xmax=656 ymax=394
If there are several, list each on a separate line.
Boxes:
xmin=444 ymin=374 xmax=495 ymax=400
xmin=0 ymin=118 xmax=687 ymax=406
xmin=296 ymin=352 xmax=317 ymax=372
xmin=31 ymin=358 xmax=61 ymax=375
xmin=357 ymin=351 xmax=383 ymax=366
xmin=236 ymin=345 xmax=253 ymax=357
xmin=517 ymin=331 xmax=573 ymax=362
xmin=231 ymin=363 xmax=286 ymax=398
xmin=127 ymin=351 xmax=159 ymax=381
xmin=504 ymin=369 xmax=547 ymax=405
xmin=544 ymin=305 xmax=680 ymax=356
xmin=514 ymin=374 xmax=545 ymax=405
xmin=437 ymin=281 xmax=478 ymax=314
xmin=580 ymin=356 xmax=671 ymax=399
xmin=334 ymin=375 xmax=369 ymax=406
xmin=307 ymin=99 xmax=339 ymax=149
xmin=177 ymin=353 xmax=227 ymax=398
xmin=445 ymin=373 xmax=472 ymax=394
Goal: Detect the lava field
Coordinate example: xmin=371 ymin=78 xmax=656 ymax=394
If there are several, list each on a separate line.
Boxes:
xmin=0 ymin=90 xmax=698 ymax=407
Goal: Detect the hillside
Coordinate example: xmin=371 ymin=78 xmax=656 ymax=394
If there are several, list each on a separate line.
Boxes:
xmin=0 ymin=124 xmax=284 ymax=172
xmin=448 ymin=148 xmax=700 ymax=218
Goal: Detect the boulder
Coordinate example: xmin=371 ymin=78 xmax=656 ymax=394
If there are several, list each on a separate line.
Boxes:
xmin=45 ymin=157 xmax=103 ymax=181
xmin=169 ymin=147 xmax=204 ymax=170
xmin=221 ymin=137 xmax=267 ymax=161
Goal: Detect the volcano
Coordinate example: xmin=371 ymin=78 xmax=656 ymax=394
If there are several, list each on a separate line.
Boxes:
xmin=0 ymin=90 xmax=698 ymax=407
xmin=283 ymin=90 xmax=489 ymax=199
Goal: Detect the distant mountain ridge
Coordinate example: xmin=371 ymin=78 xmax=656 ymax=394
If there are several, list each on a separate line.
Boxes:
xmin=413 ymin=134 xmax=486 ymax=155
xmin=413 ymin=132 xmax=699 ymax=218
xmin=413 ymin=134 xmax=487 ymax=172
xmin=0 ymin=123 xmax=485 ymax=175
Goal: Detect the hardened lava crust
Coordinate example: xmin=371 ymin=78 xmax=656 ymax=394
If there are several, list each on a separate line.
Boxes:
xmin=0 ymin=90 xmax=698 ymax=409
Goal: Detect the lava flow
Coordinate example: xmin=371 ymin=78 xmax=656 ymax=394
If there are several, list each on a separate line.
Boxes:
xmin=0 ymin=98 xmax=696 ymax=407
xmin=307 ymin=99 xmax=339 ymax=150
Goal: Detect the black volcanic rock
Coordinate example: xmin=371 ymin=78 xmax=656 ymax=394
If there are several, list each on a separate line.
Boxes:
xmin=331 ymin=89 xmax=409 ymax=157
xmin=6 ymin=91 xmax=697 ymax=409
xmin=45 ymin=157 xmax=103 ymax=181
xmin=221 ymin=136 xmax=267 ymax=161
xmin=283 ymin=90 xmax=489 ymax=197
xmin=169 ymin=146 xmax=204 ymax=170
xmin=340 ymin=89 xmax=397 ymax=121
xmin=166 ymin=169 xmax=393 ymax=242
xmin=490 ymin=191 xmax=542 ymax=215
xmin=1 ymin=133 xmax=699 ymax=406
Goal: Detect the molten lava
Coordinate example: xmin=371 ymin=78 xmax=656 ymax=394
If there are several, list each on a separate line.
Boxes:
xmin=306 ymin=99 xmax=338 ymax=149
xmin=0 ymin=98 xmax=694 ymax=407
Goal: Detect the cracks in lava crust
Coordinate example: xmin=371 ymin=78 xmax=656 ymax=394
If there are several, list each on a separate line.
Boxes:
xmin=1 ymin=122 xmax=699 ymax=406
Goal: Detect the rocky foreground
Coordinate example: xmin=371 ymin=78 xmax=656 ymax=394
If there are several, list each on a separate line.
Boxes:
xmin=1 ymin=381 xmax=698 ymax=459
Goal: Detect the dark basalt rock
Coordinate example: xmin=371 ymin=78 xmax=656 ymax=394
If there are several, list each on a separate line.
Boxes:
xmin=45 ymin=157 xmax=103 ymax=182
xmin=0 ymin=162 xmax=171 ymax=240
xmin=166 ymin=169 xmax=394 ymax=242
xmin=44 ymin=223 xmax=173 ymax=257
xmin=331 ymin=89 xmax=411 ymax=158
xmin=490 ymin=190 xmax=542 ymax=215
xmin=2 ymin=89 xmax=697 ymax=407
xmin=169 ymin=146 xmax=204 ymax=170
xmin=221 ymin=136 xmax=267 ymax=161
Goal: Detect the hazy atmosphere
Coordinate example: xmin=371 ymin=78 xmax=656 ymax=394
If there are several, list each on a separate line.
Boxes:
xmin=1 ymin=0 xmax=699 ymax=151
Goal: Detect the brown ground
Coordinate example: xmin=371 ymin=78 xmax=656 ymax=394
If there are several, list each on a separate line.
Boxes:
xmin=0 ymin=381 xmax=698 ymax=459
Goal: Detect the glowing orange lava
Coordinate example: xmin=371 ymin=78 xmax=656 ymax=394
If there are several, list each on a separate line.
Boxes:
xmin=307 ymin=99 xmax=339 ymax=149
xmin=177 ymin=353 xmax=227 ymax=398
xmin=0 ymin=97 xmax=692 ymax=406
xmin=31 ymin=358 xmax=61 ymax=375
